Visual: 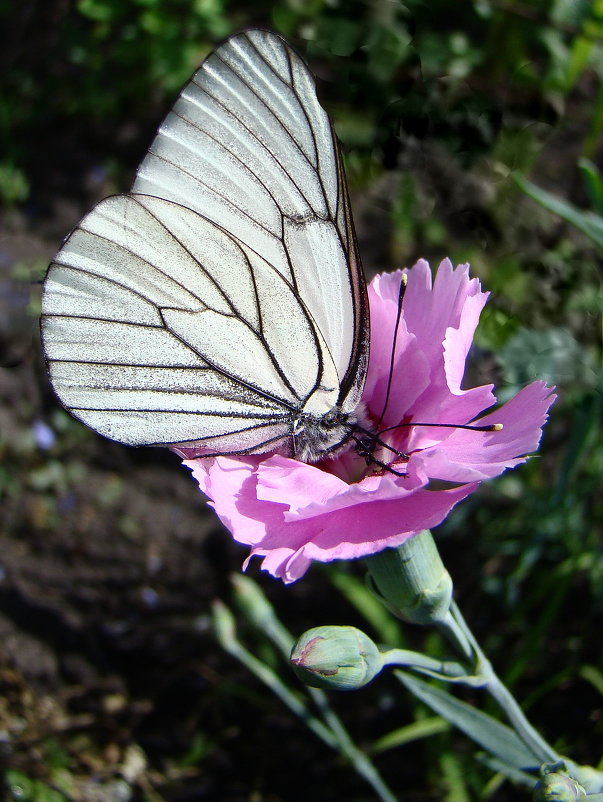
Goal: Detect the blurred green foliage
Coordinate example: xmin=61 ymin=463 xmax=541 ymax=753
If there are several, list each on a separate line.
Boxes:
xmin=2 ymin=0 xmax=603 ymax=800
xmin=0 ymin=163 xmax=29 ymax=206
xmin=3 ymin=0 xmax=603 ymax=191
xmin=5 ymin=770 xmax=68 ymax=802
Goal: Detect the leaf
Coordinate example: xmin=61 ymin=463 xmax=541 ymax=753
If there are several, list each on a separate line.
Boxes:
xmin=370 ymin=716 xmax=450 ymax=754
xmin=579 ymin=158 xmax=603 ymax=216
xmin=513 ymin=172 xmax=603 ymax=251
xmin=579 ymin=665 xmax=603 ymax=698
xmin=395 ymin=671 xmax=541 ymax=773
xmin=478 ymin=755 xmax=540 ymax=789
xmin=440 ymin=751 xmax=471 ymax=802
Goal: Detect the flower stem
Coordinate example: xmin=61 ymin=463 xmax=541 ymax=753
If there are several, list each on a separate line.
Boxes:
xmin=438 ymin=601 xmax=560 ymax=765
xmin=218 ymin=582 xmax=399 ymax=802
xmin=381 ymin=647 xmax=470 ymax=681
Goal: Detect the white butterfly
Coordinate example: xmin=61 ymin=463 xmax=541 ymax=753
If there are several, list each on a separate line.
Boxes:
xmin=41 ymin=29 xmax=370 ymax=463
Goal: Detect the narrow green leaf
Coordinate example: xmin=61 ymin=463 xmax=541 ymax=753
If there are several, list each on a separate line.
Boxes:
xmin=478 ymin=755 xmax=538 ymax=789
xmin=230 ymin=574 xmax=295 ymax=655
xmin=440 ymin=751 xmax=471 ymax=802
xmin=565 ymin=36 xmax=593 ymax=91
xmin=370 ymin=716 xmax=450 ymax=754
xmin=579 ymin=158 xmax=603 ymax=216
xmin=395 ymin=671 xmax=541 ymax=772
xmin=215 ymin=586 xmax=398 ymax=802
xmin=513 ymin=173 xmax=603 ymax=250
xmin=579 ymin=665 xmax=603 ymax=698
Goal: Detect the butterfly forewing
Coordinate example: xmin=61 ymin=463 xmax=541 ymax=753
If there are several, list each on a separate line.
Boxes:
xmin=41 ymin=30 xmax=368 ymax=457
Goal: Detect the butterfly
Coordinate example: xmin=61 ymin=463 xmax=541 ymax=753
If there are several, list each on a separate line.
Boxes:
xmin=41 ymin=29 xmax=371 ymax=464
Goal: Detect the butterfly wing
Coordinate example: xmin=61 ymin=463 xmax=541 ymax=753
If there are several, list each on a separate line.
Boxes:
xmin=41 ymin=30 xmax=368 ymax=456
xmin=43 ymin=193 xmax=342 ymax=452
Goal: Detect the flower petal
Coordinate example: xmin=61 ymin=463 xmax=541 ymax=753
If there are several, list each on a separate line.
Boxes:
xmin=184 ymin=456 xmax=284 ymax=548
xmin=412 ymin=381 xmax=556 ymax=482
xmin=180 ymin=260 xmax=556 ymax=585
xmin=249 ymin=480 xmax=479 ymax=582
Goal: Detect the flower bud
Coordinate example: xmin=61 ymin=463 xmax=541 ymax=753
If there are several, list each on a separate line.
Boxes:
xmin=290 ymin=626 xmax=384 ymax=691
xmin=365 ymin=530 xmax=453 ymax=625
xmin=533 ymin=772 xmax=586 ymax=801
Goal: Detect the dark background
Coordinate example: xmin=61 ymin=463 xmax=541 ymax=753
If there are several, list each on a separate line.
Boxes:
xmin=1 ymin=1 xmax=602 ymax=800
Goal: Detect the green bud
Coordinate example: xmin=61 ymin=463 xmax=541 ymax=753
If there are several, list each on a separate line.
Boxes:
xmin=365 ymin=530 xmax=453 ymax=625
xmin=290 ymin=626 xmax=384 ymax=691
xmin=533 ymin=772 xmax=586 ymax=801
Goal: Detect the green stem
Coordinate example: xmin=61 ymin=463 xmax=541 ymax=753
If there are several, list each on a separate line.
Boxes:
xmin=437 ymin=607 xmax=474 ymax=662
xmin=308 ymin=694 xmax=399 ymax=802
xmin=213 ymin=601 xmax=338 ymax=748
xmin=440 ymin=602 xmax=560 ymax=765
xmin=484 ymin=676 xmax=559 ymax=764
xmin=214 ymin=594 xmax=398 ymax=802
xmin=382 ymin=647 xmax=470 ymax=681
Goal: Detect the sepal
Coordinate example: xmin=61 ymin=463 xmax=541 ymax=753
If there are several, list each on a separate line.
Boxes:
xmin=365 ymin=530 xmax=453 ymax=625
xmin=533 ymin=763 xmax=586 ymax=801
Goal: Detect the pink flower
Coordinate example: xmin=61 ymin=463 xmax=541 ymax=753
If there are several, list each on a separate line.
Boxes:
xmin=181 ymin=259 xmax=556 ymax=583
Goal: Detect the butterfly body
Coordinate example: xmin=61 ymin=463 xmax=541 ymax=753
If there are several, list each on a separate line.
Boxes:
xmin=41 ymin=30 xmax=369 ymax=463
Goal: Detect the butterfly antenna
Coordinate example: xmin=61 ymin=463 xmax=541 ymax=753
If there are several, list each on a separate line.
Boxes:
xmin=375 ymin=273 xmax=407 ymax=429
xmin=379 ymin=421 xmax=504 ymax=435
xmin=350 ymin=418 xmax=503 ymax=475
